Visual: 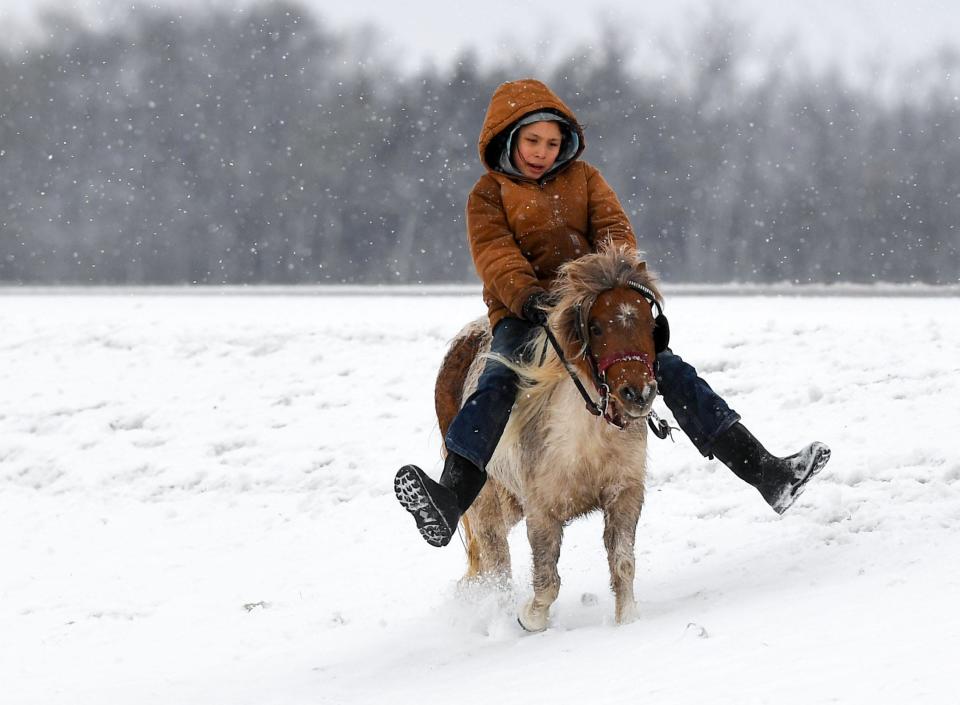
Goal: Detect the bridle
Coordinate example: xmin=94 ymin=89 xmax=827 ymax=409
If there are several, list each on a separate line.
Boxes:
xmin=541 ymin=281 xmax=672 ymax=437
xmin=596 ymin=351 xmax=656 ymax=382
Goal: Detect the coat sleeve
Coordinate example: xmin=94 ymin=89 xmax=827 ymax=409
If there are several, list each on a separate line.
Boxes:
xmin=585 ymin=163 xmax=638 ymax=251
xmin=466 ymin=176 xmax=545 ymax=317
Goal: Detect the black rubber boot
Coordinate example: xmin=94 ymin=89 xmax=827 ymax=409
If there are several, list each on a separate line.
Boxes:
xmin=394 ymin=452 xmax=486 ymax=547
xmin=711 ymin=422 xmax=831 ymax=515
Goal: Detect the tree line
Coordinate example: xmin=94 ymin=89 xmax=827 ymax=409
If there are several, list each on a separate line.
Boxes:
xmin=1 ymin=3 xmax=958 ymax=285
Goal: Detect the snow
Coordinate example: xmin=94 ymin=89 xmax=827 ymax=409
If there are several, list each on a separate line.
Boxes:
xmin=2 ymin=290 xmax=959 ymax=704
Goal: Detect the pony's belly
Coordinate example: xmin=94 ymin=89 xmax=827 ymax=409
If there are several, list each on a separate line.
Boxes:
xmin=540 ymin=457 xmax=646 ymax=514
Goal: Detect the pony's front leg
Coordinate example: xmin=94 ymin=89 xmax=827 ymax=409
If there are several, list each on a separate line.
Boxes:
xmin=518 ymin=514 xmax=563 ymax=632
xmin=603 ymin=498 xmax=642 ymax=625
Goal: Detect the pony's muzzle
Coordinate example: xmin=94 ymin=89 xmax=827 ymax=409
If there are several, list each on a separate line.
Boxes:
xmin=619 ymin=380 xmax=658 ymax=418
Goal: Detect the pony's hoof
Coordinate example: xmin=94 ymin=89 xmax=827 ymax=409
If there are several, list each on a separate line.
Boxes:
xmin=615 ymin=600 xmax=639 ymax=625
xmin=518 ymin=600 xmax=549 ymax=632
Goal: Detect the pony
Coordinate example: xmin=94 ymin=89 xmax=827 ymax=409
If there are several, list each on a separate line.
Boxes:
xmin=434 ymin=246 xmax=666 ymax=632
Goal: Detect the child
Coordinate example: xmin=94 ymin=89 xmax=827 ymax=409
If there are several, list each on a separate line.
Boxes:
xmin=395 ymin=79 xmax=830 ymax=547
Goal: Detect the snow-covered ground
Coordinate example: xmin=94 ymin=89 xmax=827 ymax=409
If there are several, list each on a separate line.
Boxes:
xmin=2 ymin=290 xmax=958 ymax=705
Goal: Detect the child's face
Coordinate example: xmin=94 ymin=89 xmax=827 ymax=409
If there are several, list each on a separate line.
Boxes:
xmin=512 ymin=121 xmax=563 ymax=179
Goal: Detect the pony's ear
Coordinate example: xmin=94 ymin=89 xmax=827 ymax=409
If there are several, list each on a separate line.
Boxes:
xmin=654 ymin=312 xmax=670 ymax=354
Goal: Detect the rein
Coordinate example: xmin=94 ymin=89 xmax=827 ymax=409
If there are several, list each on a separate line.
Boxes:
xmin=541 ymin=324 xmax=673 ymax=439
xmin=541 ymin=324 xmax=607 ymax=418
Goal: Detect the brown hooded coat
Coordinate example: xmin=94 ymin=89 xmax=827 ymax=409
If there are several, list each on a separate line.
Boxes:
xmin=467 ymin=79 xmax=638 ymax=329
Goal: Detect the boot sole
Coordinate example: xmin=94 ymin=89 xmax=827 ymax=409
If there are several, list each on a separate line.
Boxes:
xmin=394 ymin=465 xmax=455 ymax=547
xmin=772 ymin=443 xmax=831 ymax=515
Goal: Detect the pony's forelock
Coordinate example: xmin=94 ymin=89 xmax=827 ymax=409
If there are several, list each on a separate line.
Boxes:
xmin=547 ymin=245 xmax=661 ymax=362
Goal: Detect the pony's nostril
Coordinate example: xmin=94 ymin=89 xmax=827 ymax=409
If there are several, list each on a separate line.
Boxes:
xmin=620 ymin=382 xmax=657 ymax=407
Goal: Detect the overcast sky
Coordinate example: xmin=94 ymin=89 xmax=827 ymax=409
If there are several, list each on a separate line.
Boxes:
xmin=3 ymin=0 xmax=959 ymax=79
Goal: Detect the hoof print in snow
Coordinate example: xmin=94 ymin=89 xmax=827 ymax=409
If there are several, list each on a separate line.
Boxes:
xmin=684 ymin=622 xmax=709 ymax=639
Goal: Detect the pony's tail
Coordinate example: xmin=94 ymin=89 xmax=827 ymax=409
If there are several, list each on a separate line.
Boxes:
xmin=440 ymin=438 xmax=482 ymax=575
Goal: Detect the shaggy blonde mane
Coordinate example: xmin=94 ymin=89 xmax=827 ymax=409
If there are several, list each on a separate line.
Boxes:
xmin=496 ymin=245 xmax=662 ymax=443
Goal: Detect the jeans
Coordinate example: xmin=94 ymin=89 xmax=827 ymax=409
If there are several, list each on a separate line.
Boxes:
xmin=444 ymin=317 xmax=538 ymax=470
xmin=655 ymin=348 xmax=740 ymax=456
xmin=444 ymin=317 xmax=740 ymax=470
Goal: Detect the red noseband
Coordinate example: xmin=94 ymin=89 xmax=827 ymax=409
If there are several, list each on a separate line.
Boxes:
xmin=596 ymin=351 xmax=656 ymax=379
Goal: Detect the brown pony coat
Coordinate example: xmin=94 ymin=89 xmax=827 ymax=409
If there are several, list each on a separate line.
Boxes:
xmin=435 ymin=247 xmax=662 ymax=630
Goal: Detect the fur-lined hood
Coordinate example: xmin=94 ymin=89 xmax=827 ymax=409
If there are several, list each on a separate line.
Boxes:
xmin=477 ymin=79 xmax=586 ymax=178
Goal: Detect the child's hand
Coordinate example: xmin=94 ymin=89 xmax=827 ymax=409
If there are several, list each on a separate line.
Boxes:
xmin=522 ymin=291 xmax=550 ymax=326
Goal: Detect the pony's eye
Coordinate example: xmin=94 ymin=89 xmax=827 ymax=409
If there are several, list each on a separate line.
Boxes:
xmin=589 ymin=321 xmax=603 ymax=337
